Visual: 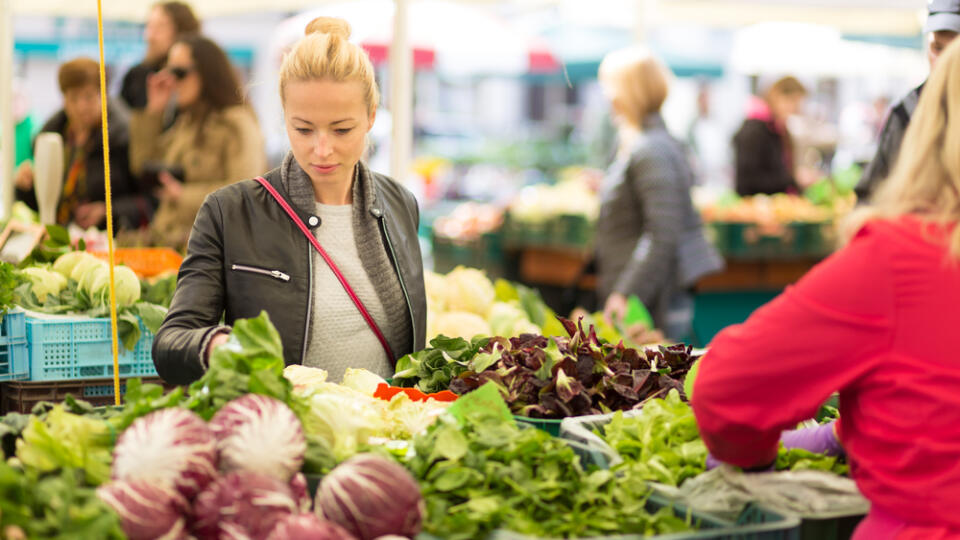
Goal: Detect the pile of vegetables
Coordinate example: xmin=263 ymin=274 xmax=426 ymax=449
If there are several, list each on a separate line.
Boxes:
xmin=398 ymin=316 xmax=698 ymax=420
xmin=100 ymin=394 xmax=426 ymax=540
xmin=406 ymin=402 xmax=693 ymax=540
xmin=597 ymin=389 xmax=849 ymax=490
xmin=508 ymin=178 xmax=599 ymax=224
xmin=10 ymin=250 xmax=168 ymax=350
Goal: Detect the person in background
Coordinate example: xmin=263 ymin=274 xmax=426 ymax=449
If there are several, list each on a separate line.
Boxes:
xmin=855 ymin=0 xmax=960 ymax=201
xmin=691 ymin=37 xmax=960 ymax=539
xmin=129 ymin=33 xmax=266 ymax=250
xmin=153 ymin=17 xmax=426 ymax=386
xmin=120 ymin=1 xmax=200 ymax=112
xmin=595 ymin=47 xmax=722 ymax=342
xmin=732 ymin=76 xmax=817 ymax=196
xmin=14 ymin=58 xmax=149 ymax=230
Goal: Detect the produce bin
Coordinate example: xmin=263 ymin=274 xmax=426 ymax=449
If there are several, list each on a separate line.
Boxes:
xmin=794 ymin=511 xmax=864 ymax=540
xmin=89 ymin=247 xmax=183 ymax=278
xmin=0 ymin=375 xmax=170 ymax=413
xmin=25 ymin=315 xmax=156 ymax=381
xmin=514 ymin=415 xmax=564 ymax=436
xmin=0 ymin=309 xmax=29 ymax=382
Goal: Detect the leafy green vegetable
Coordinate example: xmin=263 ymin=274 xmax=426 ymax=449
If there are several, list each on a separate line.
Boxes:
xmin=599 ymin=390 xmax=849 ymax=486
xmin=141 ymin=272 xmax=178 ymax=308
xmin=406 ymin=408 xmax=693 ymax=540
xmin=16 ymin=224 xmax=73 ymax=268
xmin=601 ymin=390 xmax=707 ymax=487
xmin=0 ymin=262 xmax=21 ymax=315
xmin=15 ymin=406 xmax=114 ymax=486
xmin=393 ymin=334 xmax=490 ymax=393
xmin=185 ymin=311 xmax=293 ymax=420
xmin=103 ymin=378 xmax=186 ymax=433
xmin=0 ymin=465 xmax=125 ymax=539
xmin=449 ymin=319 xmax=699 ymax=419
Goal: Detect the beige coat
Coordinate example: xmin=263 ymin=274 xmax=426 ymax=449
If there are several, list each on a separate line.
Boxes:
xmin=130 ymin=104 xmax=266 ymax=249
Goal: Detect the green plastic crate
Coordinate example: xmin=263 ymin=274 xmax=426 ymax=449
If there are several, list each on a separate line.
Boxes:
xmin=795 ymin=511 xmax=864 ymax=540
xmin=514 ymin=415 xmax=563 ymax=436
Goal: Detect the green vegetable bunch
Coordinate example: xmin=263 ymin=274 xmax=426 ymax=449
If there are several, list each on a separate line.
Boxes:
xmin=407 ymin=410 xmax=692 ymax=539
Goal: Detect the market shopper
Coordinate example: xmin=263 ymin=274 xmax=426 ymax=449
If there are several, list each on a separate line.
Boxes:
xmin=129 ymin=33 xmax=266 ymax=250
xmin=153 ymin=17 xmax=426 ymax=385
xmin=119 ymin=1 xmax=200 ymax=111
xmin=595 ymin=47 xmax=722 ymax=341
xmin=14 ymin=58 xmax=150 ymax=230
xmin=732 ymin=76 xmax=817 ymax=196
xmin=691 ymin=37 xmax=960 ymax=539
xmin=855 ymin=0 xmax=960 ymax=201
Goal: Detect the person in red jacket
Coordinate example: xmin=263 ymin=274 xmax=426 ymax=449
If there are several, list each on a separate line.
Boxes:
xmin=691 ymin=38 xmax=960 ymax=539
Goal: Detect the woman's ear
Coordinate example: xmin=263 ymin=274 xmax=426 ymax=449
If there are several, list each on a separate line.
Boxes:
xmin=367 ymin=108 xmax=377 ymax=133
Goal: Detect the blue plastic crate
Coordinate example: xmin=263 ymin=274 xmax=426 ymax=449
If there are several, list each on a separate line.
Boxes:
xmin=25 ymin=315 xmax=157 ymax=381
xmin=0 ymin=309 xmax=29 ymax=382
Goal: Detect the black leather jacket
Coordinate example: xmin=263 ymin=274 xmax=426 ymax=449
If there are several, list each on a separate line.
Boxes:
xmin=152 ymin=166 xmax=427 ymax=385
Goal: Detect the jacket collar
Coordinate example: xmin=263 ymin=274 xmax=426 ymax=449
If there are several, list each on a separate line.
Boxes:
xmin=277 ymin=152 xmax=386 ymax=225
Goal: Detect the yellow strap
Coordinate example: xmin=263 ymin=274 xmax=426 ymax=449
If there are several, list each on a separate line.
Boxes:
xmin=96 ymin=0 xmax=122 ymax=406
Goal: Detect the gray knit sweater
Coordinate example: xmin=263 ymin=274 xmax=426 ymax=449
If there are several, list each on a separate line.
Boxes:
xmin=279 ymin=153 xmax=411 ymax=381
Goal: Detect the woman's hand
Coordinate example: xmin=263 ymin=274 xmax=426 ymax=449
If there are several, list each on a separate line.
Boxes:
xmin=146 ymin=70 xmax=176 ymax=115
xmin=603 ymin=292 xmax=628 ymax=327
xmin=74 ymin=202 xmax=107 ymax=229
xmin=156 ymin=170 xmax=184 ymax=203
xmin=14 ymin=161 xmax=34 ymax=191
xmin=206 ymin=332 xmax=229 ymax=362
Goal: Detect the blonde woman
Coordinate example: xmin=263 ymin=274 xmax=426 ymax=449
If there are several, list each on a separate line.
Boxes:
xmin=692 ymin=38 xmax=960 ymax=539
xmin=153 ymin=18 xmax=426 ymax=385
xmin=596 ymin=46 xmax=721 ymax=340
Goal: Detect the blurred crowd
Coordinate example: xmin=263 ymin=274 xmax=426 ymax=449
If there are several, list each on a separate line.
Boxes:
xmin=9 ymin=0 xmax=956 ymax=257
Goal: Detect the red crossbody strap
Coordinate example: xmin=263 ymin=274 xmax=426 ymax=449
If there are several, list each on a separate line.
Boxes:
xmin=254 ymin=176 xmax=395 ymax=363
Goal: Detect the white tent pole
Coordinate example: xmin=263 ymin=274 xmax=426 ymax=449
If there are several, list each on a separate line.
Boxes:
xmin=1 ymin=0 xmax=14 ymax=220
xmin=389 ymin=0 xmax=413 ymax=181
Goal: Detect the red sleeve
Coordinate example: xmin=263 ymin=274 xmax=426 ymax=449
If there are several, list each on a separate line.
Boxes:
xmin=691 ymin=225 xmax=895 ymax=468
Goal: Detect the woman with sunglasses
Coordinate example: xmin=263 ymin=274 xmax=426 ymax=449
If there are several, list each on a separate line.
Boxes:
xmin=152 ymin=17 xmax=426 ymax=386
xmin=129 ymin=33 xmax=266 ymax=250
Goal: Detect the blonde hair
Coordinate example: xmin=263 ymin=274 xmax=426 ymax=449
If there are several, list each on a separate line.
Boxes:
xmin=598 ymin=46 xmax=670 ymax=130
xmin=279 ymin=17 xmax=380 ymax=114
xmin=765 ymin=76 xmax=807 ymax=102
xmin=844 ymin=38 xmax=960 ymax=259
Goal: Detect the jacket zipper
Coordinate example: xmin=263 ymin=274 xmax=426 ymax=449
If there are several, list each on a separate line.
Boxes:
xmin=230 ymin=264 xmax=290 ymax=282
xmin=301 ymin=243 xmax=313 ymax=362
xmin=378 ymin=215 xmax=416 ymax=352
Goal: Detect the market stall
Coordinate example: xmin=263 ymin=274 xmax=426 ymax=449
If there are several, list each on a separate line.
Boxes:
xmin=0 ymin=295 xmax=864 ymax=539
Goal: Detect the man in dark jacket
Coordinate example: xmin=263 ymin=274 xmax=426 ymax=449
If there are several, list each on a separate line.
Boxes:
xmin=15 ymin=58 xmax=151 ymax=230
xmin=855 ymin=0 xmax=960 ymax=201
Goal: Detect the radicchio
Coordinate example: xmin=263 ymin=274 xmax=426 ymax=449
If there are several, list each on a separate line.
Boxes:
xmin=112 ymin=408 xmax=218 ymax=499
xmin=316 ymin=454 xmax=424 ymax=540
xmin=192 ymin=471 xmax=300 ymax=540
xmin=265 ymin=514 xmax=357 ymax=540
xmin=97 ymin=480 xmax=189 ymax=540
xmin=210 ymin=394 xmax=306 ymax=482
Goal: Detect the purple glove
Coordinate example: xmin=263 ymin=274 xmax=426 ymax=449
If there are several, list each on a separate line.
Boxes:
xmin=704 ymin=420 xmax=842 ymax=470
xmin=780 ymin=420 xmax=843 ymax=456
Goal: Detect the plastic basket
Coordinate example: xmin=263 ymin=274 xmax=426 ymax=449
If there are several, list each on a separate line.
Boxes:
xmin=795 ymin=511 xmax=864 ymax=540
xmin=0 ymin=376 xmax=171 ymax=413
xmin=514 ymin=415 xmax=564 ymax=436
xmin=90 ymin=248 xmax=183 ymax=278
xmin=25 ymin=315 xmax=157 ymax=381
xmin=0 ymin=309 xmax=29 ymax=382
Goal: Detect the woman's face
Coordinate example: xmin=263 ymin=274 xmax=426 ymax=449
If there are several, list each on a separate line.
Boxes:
xmin=166 ymin=43 xmax=201 ymax=108
xmin=283 ymin=79 xmax=375 ymax=192
xmin=63 ymin=84 xmax=102 ymax=132
xmin=144 ymin=7 xmax=176 ymax=63
xmin=770 ymin=93 xmax=805 ymax=123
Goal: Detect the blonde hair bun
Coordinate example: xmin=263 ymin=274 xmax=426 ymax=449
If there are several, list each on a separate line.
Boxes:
xmin=305 ymin=17 xmax=351 ymax=40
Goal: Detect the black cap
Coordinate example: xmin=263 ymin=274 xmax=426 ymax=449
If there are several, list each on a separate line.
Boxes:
xmin=927 ymin=0 xmax=960 ymax=33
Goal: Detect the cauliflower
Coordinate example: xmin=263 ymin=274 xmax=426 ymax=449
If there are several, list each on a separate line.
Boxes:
xmin=442 ymin=266 xmax=495 ymax=316
xmin=431 ymin=311 xmax=492 ymax=341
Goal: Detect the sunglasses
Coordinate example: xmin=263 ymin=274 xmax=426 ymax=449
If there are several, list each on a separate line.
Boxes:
xmin=167 ymin=66 xmax=195 ymax=81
